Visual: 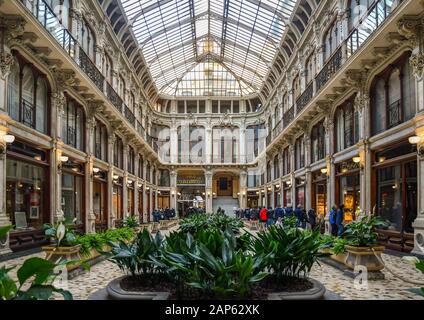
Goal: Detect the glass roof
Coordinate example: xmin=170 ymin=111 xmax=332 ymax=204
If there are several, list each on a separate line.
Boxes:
xmin=120 ymin=0 xmax=296 ymax=96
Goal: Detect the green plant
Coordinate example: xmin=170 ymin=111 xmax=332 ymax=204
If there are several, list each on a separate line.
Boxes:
xmin=179 ymin=213 xmax=243 ymax=235
xmin=416 ymin=260 xmax=424 ymax=296
xmin=0 ymin=256 xmax=72 ymax=300
xmin=124 ymin=216 xmax=139 ymax=228
xmin=343 ymin=215 xmax=389 ymax=247
xmin=43 ymin=218 xmax=77 ymax=247
xmin=152 ymin=227 xmax=267 ymax=299
xmin=282 ymin=215 xmax=297 ymax=229
xmin=402 ymin=256 xmax=424 ymax=297
xmin=332 ymin=237 xmax=348 ymax=255
xmin=253 ymin=225 xmax=322 ymax=280
xmin=108 ymin=229 xmax=163 ymax=276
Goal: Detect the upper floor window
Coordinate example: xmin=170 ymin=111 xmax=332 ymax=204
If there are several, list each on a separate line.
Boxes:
xmin=305 ymin=53 xmax=316 ymax=84
xmin=127 ymin=146 xmax=135 ymax=174
xmin=370 ymin=52 xmax=416 ymax=136
xmin=295 ymin=136 xmax=305 ymax=170
xmin=138 ymin=155 xmax=144 ymax=178
xmin=335 ymin=97 xmax=359 ymax=152
xmin=324 ymin=20 xmax=341 ymax=62
xmin=178 ymin=125 xmax=205 ymax=163
xmin=267 ymin=160 xmax=272 ymax=183
xmin=113 ymin=136 xmax=124 ymax=169
xmin=94 ymin=119 xmax=108 ymax=162
xmin=81 ymin=19 xmax=96 ymax=61
xmin=311 ymin=120 xmax=326 ymax=163
xmin=273 ymin=155 xmax=280 ymax=179
xmin=282 ymin=147 xmax=291 ymax=176
xmin=212 ymin=127 xmax=239 ymax=164
xmin=104 ymin=53 xmax=113 ymax=84
xmin=293 ymin=75 xmax=301 ymax=101
xmin=45 ymin=0 xmax=71 ymax=29
xmin=119 ymin=75 xmax=126 ymax=100
xmin=146 ymin=161 xmax=151 ymax=182
xmin=62 ymin=96 xmax=85 ymax=151
xmin=7 ymin=54 xmax=49 ymax=134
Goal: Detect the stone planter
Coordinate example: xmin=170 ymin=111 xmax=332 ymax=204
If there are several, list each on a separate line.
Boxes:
xmin=267 ymin=278 xmax=326 ymax=300
xmin=344 ymin=245 xmax=385 ymax=271
xmin=330 ymin=252 xmax=348 ymax=265
xmin=42 ymin=244 xmax=82 ymax=271
xmin=95 ymin=276 xmax=327 ymax=300
xmin=106 ymin=276 xmax=170 ymax=300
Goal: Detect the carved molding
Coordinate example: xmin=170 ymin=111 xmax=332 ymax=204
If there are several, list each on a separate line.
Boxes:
xmin=410 ymin=52 xmax=424 ymax=80
xmin=0 ymin=52 xmax=14 ymax=80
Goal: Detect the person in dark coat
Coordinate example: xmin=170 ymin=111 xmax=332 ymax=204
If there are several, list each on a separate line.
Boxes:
xmin=275 ymin=205 xmax=284 ymax=219
xmin=307 ymin=209 xmax=317 ymax=230
xmin=329 ymin=206 xmax=337 ymax=236
xmin=336 ymin=204 xmax=345 ymax=237
xmin=285 ymin=205 xmax=293 ymax=217
xmin=294 ymin=204 xmax=304 ymax=228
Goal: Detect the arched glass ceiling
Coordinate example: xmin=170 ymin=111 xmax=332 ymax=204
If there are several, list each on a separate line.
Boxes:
xmin=120 ymin=0 xmax=296 ymax=96
xmin=166 ymin=56 xmax=254 ymax=96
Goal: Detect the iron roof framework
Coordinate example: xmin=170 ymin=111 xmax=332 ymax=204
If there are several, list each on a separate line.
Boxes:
xmin=120 ymin=0 xmax=297 ymax=97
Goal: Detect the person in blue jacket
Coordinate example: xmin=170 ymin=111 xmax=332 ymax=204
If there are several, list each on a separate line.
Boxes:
xmin=285 ymin=204 xmax=293 ymax=217
xmin=329 ymin=206 xmax=337 ymax=236
xmin=294 ymin=204 xmax=304 ymax=228
xmin=336 ymin=204 xmax=345 ymax=237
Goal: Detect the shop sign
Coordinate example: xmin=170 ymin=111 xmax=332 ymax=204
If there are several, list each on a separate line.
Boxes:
xmin=177 ymin=175 xmax=205 ymax=185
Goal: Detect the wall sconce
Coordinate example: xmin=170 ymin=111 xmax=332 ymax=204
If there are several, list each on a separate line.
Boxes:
xmin=352 ymin=156 xmax=361 ymax=164
xmin=113 ymin=174 xmax=119 ymax=180
xmin=320 ymin=168 xmax=328 ymax=174
xmin=408 ymin=135 xmax=421 ymax=145
xmin=60 ymin=155 xmax=69 ymax=163
xmin=1 ymin=134 xmax=15 ymax=144
xmin=378 ymin=156 xmax=386 ymax=163
xmin=93 ymin=167 xmax=100 ymax=174
xmin=237 ymin=192 xmax=240 ymax=196
xmin=242 ymin=191 xmax=246 ymax=197
xmin=158 ymin=190 xmax=161 ymax=195
xmin=146 ymin=186 xmax=150 ymax=190
xmin=177 ymin=192 xmax=182 ymax=196
xmin=267 ymin=187 xmax=271 ymax=191
xmin=275 ymin=184 xmax=280 ymax=189
xmin=213 ymin=192 xmax=216 ymax=197
xmin=202 ymin=192 xmax=206 ymax=196
xmin=137 ymin=182 xmax=143 ymax=188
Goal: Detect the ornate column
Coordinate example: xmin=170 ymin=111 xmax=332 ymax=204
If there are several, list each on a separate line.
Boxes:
xmin=0 ymin=118 xmax=11 ymax=254
xmin=142 ymin=160 xmax=148 ymax=222
xmin=85 ymin=117 xmax=96 ymax=233
xmin=170 ymin=123 xmax=178 ymax=164
xmin=205 ymin=170 xmax=213 ymax=213
xmin=122 ymin=143 xmax=128 ymax=219
xmin=170 ymin=170 xmax=178 ymax=213
xmin=107 ymin=135 xmax=116 ymax=229
xmin=289 ymin=144 xmax=296 ymax=206
xmin=51 ymin=141 xmax=65 ymax=223
xmin=205 ymin=123 xmax=212 ymax=164
xmin=134 ymin=152 xmax=140 ymax=219
xmin=239 ymin=122 xmax=246 ymax=164
xmin=239 ymin=169 xmax=247 ymax=209
xmin=304 ymin=135 xmax=312 ymax=211
xmin=412 ymin=124 xmax=424 ymax=255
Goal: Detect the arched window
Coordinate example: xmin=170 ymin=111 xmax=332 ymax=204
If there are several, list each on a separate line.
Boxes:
xmin=128 ymin=146 xmax=135 ymax=174
xmin=295 ymin=136 xmax=305 ymax=170
xmin=113 ymin=136 xmax=124 ymax=169
xmin=146 ymin=161 xmax=151 ymax=182
xmin=94 ymin=119 xmax=108 ymax=161
xmin=274 ymin=155 xmax=280 ymax=179
xmin=8 ymin=55 xmax=50 ymax=134
xmin=138 ymin=155 xmax=144 ymax=178
xmin=335 ymin=97 xmax=359 ymax=152
xmin=370 ymin=52 xmax=416 ymax=135
xmin=267 ymin=160 xmax=272 ymax=182
xmin=104 ymin=53 xmax=113 ymax=84
xmin=46 ymin=0 xmax=71 ymax=29
xmin=81 ymin=19 xmax=96 ymax=61
xmin=324 ymin=21 xmax=340 ymax=61
xmin=293 ymin=75 xmax=301 ymax=100
xmin=35 ymin=78 xmax=47 ymax=133
xmin=62 ymin=96 xmax=85 ymax=151
xmin=311 ymin=120 xmax=326 ymax=163
xmin=305 ymin=53 xmax=315 ymax=84
xmin=282 ymin=147 xmax=290 ymax=176
xmin=7 ymin=57 xmax=20 ymax=121
xmin=119 ymin=75 xmax=126 ymax=100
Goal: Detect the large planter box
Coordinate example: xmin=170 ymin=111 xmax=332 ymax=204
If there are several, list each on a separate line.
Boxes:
xmin=330 ymin=252 xmax=348 ymax=265
xmin=267 ymin=278 xmax=326 ymax=300
xmin=344 ymin=245 xmax=385 ymax=271
xmin=42 ymin=244 xmax=82 ymax=271
xmin=106 ymin=276 xmax=170 ymax=300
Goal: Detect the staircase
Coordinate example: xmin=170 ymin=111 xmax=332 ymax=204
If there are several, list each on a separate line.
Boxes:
xmin=212 ymin=196 xmax=240 ymax=216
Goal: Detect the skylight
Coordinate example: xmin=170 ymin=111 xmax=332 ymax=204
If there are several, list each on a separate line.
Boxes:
xmin=120 ymin=0 xmax=296 ymax=96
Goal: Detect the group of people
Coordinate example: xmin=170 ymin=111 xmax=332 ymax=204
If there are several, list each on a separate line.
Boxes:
xmin=152 ymin=207 xmax=177 ymax=222
xmin=329 ymin=204 xmax=345 ymax=237
xmin=236 ymin=204 xmax=320 ymax=230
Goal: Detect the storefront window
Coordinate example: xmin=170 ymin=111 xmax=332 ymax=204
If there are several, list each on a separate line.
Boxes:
xmin=6 ymin=158 xmax=47 ymax=230
xmin=127 ymin=186 xmax=134 ymax=216
xmin=339 ymin=175 xmax=360 ymax=223
xmin=113 ymin=180 xmax=123 ymax=223
xmin=93 ymin=172 xmax=107 ymax=231
xmin=283 ymin=181 xmax=292 ymax=206
xmin=295 ymin=177 xmax=305 ymax=209
xmin=312 ymin=171 xmax=327 ymax=217
xmin=61 ymin=171 xmax=83 ymax=224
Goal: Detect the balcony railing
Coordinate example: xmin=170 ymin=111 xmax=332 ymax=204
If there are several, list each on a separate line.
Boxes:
xmin=283 ymin=106 xmax=295 ymax=128
xmin=124 ymin=105 xmax=136 ymax=126
xmin=296 ymin=81 xmax=314 ymax=114
xmin=388 ymin=100 xmax=402 ymax=129
xmin=105 ymin=82 xmax=123 ymax=112
xmin=137 ymin=120 xmax=146 ymax=139
xmin=346 ymin=0 xmax=403 ymax=59
xmin=315 ymin=47 xmax=343 ymax=92
xmin=79 ymin=49 xmax=104 ymax=91
xmin=22 ymin=99 xmax=35 ymax=129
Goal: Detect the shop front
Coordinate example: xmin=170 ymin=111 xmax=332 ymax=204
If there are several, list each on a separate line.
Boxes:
xmin=6 ymin=140 xmax=49 ymax=251
xmin=93 ymin=169 xmax=108 ymax=232
xmin=373 ymin=142 xmax=417 ymax=252
xmin=312 ymin=171 xmax=327 ymax=218
xmin=247 ymin=191 xmax=259 ymax=208
xmin=274 ymin=184 xmax=281 ymax=208
xmin=177 ymin=172 xmax=206 ymax=217
xmin=295 ymin=177 xmax=306 ymax=209
xmin=158 ymin=190 xmax=170 ymax=209
xmin=146 ymin=187 xmax=151 ymax=221
xmin=335 ymin=160 xmax=360 ymax=223
xmin=137 ymin=182 xmax=143 ymax=223
xmin=61 ymin=159 xmax=85 ymax=234
xmin=283 ymin=180 xmax=292 ymax=207
xmin=113 ymin=176 xmax=124 ymax=227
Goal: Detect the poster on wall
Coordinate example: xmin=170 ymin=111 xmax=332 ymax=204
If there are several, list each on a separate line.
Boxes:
xmin=14 ymin=212 xmax=27 ymax=229
xmin=30 ymin=206 xmax=39 ymax=219
xmin=30 ymin=191 xmax=40 ymax=206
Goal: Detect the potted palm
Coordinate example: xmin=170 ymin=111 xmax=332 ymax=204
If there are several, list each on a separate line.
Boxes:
xmin=42 ymin=217 xmax=81 ymax=271
xmin=343 ymin=215 xmax=388 ymax=272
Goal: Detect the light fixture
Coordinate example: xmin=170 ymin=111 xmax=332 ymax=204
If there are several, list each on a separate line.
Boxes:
xmin=237 ymin=192 xmax=240 ymax=196
xmin=213 ymin=192 xmax=216 ymax=196
xmin=267 ymin=187 xmax=271 ymax=191
xmin=60 ymin=155 xmax=69 ymax=162
xmin=158 ymin=190 xmax=161 ymax=194
xmin=137 ymin=182 xmax=143 ymax=188
xmin=72 ymin=167 xmax=79 ymax=172
xmin=352 ymin=156 xmax=361 ymax=163
xmin=113 ymin=174 xmax=119 ymax=180
xmin=242 ymin=191 xmax=246 ymax=196
xmin=342 ymin=168 xmax=348 ymax=173
xmin=202 ymin=192 xmax=206 ymax=196
xmin=93 ymin=167 xmax=100 ymax=173
xmin=3 ymin=134 xmax=15 ymax=144
xmin=276 ymin=184 xmax=280 ymax=189
xmin=409 ymin=135 xmax=421 ymax=145
xmin=321 ymin=168 xmax=328 ymax=174
xmin=34 ymin=155 xmax=42 ymax=161
xmin=177 ymin=192 xmax=182 ymax=196
xmin=378 ymin=156 xmax=386 ymax=163
xmin=146 ymin=186 xmax=150 ymax=190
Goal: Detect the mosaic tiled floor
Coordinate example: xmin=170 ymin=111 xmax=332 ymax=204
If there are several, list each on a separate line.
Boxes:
xmin=2 ymin=227 xmax=423 ymax=300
